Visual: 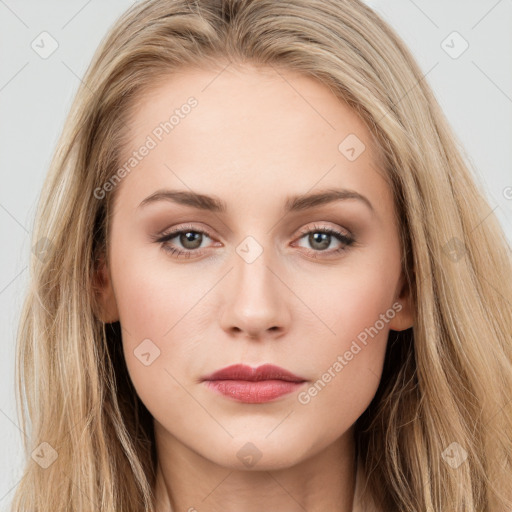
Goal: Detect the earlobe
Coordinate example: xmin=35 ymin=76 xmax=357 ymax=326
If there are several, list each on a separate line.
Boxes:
xmin=92 ymin=254 xmax=119 ymax=324
xmin=389 ymin=276 xmax=414 ymax=332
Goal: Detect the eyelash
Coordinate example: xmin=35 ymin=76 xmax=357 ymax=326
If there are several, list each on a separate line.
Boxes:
xmin=153 ymin=223 xmax=355 ymax=260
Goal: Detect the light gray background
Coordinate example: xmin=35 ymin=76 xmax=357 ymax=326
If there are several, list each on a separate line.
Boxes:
xmin=1 ymin=0 xmax=511 ymax=508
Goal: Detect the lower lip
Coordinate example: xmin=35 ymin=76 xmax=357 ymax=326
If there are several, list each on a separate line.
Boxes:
xmin=204 ymin=379 xmax=305 ymax=403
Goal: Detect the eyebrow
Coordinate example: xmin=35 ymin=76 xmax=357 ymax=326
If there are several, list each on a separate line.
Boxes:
xmin=138 ymin=187 xmax=374 ymax=213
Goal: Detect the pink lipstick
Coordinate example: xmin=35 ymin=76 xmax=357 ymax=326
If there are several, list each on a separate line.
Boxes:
xmin=201 ymin=364 xmax=307 ymax=404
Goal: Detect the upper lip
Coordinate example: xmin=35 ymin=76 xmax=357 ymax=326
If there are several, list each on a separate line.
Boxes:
xmin=201 ymin=364 xmax=306 ymax=383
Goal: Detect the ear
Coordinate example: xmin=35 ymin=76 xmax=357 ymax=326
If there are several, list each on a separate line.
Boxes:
xmin=92 ymin=253 xmax=119 ymax=324
xmin=388 ymin=273 xmax=414 ymax=331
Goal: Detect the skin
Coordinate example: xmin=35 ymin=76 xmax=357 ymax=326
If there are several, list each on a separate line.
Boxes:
xmin=96 ymin=62 xmax=414 ymax=512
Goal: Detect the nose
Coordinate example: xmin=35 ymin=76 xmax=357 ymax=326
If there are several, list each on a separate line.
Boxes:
xmin=219 ymin=245 xmax=291 ymax=340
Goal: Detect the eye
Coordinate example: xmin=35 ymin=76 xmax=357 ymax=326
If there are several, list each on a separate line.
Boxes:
xmin=152 ymin=222 xmax=355 ymax=260
xmin=153 ymin=224 xmax=216 ymax=259
xmin=293 ymin=223 xmax=355 ymax=258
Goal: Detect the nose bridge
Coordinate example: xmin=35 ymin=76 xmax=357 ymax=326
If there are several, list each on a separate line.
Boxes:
xmin=235 ymin=236 xmax=274 ymax=297
xmin=219 ymin=234 xmax=290 ymax=337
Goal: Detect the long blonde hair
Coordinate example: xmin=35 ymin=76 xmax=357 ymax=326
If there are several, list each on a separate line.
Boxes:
xmin=11 ymin=0 xmax=512 ymax=510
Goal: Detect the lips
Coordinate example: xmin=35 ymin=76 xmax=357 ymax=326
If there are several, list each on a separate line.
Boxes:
xmin=201 ymin=364 xmax=307 ymax=403
xmin=201 ymin=364 xmax=306 ymax=383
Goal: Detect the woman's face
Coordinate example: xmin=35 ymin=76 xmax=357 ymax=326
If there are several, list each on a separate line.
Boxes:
xmin=97 ymin=63 xmax=413 ymax=470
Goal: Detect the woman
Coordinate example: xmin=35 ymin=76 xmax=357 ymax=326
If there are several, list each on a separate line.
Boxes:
xmin=11 ymin=0 xmax=512 ymax=511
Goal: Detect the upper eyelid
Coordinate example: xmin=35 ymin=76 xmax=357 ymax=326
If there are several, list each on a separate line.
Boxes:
xmin=297 ymin=222 xmax=352 ymax=237
xmin=158 ymin=224 xmax=213 ymax=240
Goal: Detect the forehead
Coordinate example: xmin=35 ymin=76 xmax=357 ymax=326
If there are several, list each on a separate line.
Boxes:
xmin=113 ymin=63 xmax=389 ymax=214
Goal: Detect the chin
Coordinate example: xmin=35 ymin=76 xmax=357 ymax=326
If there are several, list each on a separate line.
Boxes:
xmin=202 ymin=438 xmax=309 ymax=472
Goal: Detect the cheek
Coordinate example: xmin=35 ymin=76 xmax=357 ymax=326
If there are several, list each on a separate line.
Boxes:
xmin=109 ymin=244 xmax=210 ymax=401
xmin=111 ymin=235 xmax=212 ymax=339
xmin=291 ymin=249 xmax=401 ymax=424
xmin=332 ymin=267 xmax=399 ymax=344
xmin=301 ymin=250 xmax=401 ymax=356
